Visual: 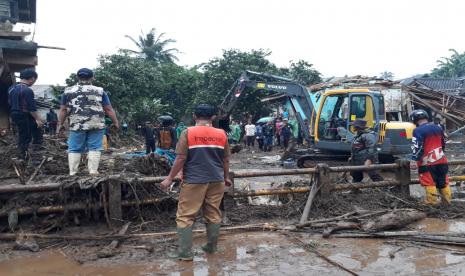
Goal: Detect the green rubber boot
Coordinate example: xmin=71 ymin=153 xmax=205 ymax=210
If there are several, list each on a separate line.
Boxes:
xmin=167 ymin=227 xmax=193 ymax=261
xmin=202 ymin=224 xmax=221 ymax=253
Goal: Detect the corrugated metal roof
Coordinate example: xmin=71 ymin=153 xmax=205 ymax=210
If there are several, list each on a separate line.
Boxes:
xmin=402 ymin=78 xmax=465 ymax=96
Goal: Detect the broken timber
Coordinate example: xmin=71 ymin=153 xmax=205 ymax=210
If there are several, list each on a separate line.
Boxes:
xmin=1 ymin=160 xmax=465 ymax=221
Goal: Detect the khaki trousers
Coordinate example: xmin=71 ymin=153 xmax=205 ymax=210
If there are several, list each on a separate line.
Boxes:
xmin=176 ymin=182 xmax=225 ymax=228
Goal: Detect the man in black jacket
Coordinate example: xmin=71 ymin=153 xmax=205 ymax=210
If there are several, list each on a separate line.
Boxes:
xmin=143 ymin=121 xmax=156 ymax=155
xmin=349 ymin=119 xmax=383 ymax=183
xmin=46 ymin=108 xmax=58 ymax=135
xmin=8 ymin=69 xmax=43 ymax=160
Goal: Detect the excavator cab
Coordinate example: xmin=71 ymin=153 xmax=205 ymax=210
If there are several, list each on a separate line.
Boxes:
xmin=315 ymin=90 xmax=376 ymax=147
xmin=313 ymin=89 xmax=414 ymax=159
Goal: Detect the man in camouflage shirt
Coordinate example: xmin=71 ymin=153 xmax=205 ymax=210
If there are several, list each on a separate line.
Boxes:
xmin=349 ymin=119 xmax=383 ymax=183
xmin=58 ymin=68 xmax=119 ymax=176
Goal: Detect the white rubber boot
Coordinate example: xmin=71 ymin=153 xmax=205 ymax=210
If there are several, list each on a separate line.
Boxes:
xmin=68 ymin=153 xmax=81 ymax=176
xmin=88 ymin=151 xmax=101 ymax=175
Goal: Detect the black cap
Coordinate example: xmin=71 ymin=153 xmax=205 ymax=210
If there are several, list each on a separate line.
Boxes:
xmin=77 ymin=68 xmax=94 ymax=79
xmin=194 ymin=104 xmax=216 ymax=118
xmin=19 ymin=68 xmax=38 ymax=80
xmin=350 ymin=119 xmax=368 ymax=129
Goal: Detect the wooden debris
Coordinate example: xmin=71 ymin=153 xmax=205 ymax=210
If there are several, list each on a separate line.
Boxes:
xmin=108 ymin=222 xmax=131 ymax=249
xmin=0 ymin=223 xmax=277 ymax=241
xmin=361 ymin=210 xmax=426 ymax=232
xmin=322 ymin=222 xmax=360 ymax=238
xmin=11 ymin=159 xmax=25 ymax=185
xmin=288 ymin=233 xmax=359 ymax=276
xmin=299 ymin=181 xmax=319 ymax=224
xmin=14 ymin=234 xmax=39 ymax=252
xmin=26 ymin=157 xmax=47 ymax=184
xmin=297 ymin=210 xmax=389 ymax=228
xmin=97 ymin=222 xmax=131 ymax=258
xmin=331 ymin=231 xmax=465 ymax=247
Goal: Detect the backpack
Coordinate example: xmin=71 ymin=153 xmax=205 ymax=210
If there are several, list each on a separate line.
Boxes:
xmin=159 ymin=128 xmax=172 ymax=149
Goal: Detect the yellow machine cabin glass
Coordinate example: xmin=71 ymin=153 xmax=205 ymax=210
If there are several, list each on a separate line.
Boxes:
xmin=317 ymin=94 xmax=349 ymax=140
xmin=349 ymin=95 xmax=374 ymax=132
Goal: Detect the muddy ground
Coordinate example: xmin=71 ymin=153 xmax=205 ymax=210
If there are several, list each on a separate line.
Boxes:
xmin=2 ymin=218 xmax=465 ymax=275
xmin=1 ymin=134 xmax=465 ymax=275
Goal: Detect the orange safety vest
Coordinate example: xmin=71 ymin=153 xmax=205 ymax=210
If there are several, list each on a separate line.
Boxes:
xmin=184 ymin=126 xmax=227 ymax=184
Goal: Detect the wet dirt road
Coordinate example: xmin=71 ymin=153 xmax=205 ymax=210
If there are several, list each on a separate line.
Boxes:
xmin=1 ymin=218 xmax=465 ymax=276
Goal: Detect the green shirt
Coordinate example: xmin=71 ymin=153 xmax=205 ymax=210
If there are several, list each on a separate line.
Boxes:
xmin=176 ymin=124 xmax=187 ymax=139
xmin=289 ymin=119 xmax=299 ymax=138
xmin=230 ymin=124 xmax=242 ymax=142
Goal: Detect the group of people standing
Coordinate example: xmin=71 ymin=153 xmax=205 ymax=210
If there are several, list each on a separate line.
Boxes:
xmin=9 ymin=67 xmax=119 ymax=175
xmin=141 ymin=119 xmax=177 ymax=152
xmin=229 ymin=117 xmax=294 ymax=152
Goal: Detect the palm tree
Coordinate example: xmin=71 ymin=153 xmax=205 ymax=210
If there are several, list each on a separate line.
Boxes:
xmin=379 ymin=71 xmax=394 ymax=81
xmin=125 ymin=28 xmax=179 ymax=63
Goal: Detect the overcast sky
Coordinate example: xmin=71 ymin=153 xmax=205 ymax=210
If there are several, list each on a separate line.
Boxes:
xmin=28 ymin=0 xmax=465 ymax=85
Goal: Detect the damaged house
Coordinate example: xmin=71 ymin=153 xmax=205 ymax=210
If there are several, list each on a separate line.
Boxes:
xmin=401 ymin=78 xmax=465 ymax=131
xmin=309 ymin=75 xmax=411 ymax=122
xmin=0 ymin=0 xmax=37 ymax=130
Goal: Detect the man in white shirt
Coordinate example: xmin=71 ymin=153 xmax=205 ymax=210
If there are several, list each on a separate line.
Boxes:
xmin=244 ymin=120 xmax=256 ymax=150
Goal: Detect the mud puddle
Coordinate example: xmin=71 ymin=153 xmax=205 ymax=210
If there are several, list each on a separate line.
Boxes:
xmin=2 ymin=218 xmax=465 ymax=275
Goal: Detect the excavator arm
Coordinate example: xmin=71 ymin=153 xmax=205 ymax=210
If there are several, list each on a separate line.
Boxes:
xmin=217 ymin=70 xmax=316 ymax=140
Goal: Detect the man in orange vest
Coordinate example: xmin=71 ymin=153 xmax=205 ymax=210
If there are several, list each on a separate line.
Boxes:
xmin=160 ymin=104 xmax=232 ymax=261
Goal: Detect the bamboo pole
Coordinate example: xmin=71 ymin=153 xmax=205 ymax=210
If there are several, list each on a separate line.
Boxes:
xmin=0 ymin=182 xmax=407 ymax=218
xmin=232 ymin=168 xmax=316 ymax=178
xmin=333 ymin=180 xmax=401 ymax=190
xmin=329 ymin=163 xmax=399 ymax=172
xmin=0 ymin=197 xmax=170 ymax=217
xmin=232 ymin=187 xmax=310 ymax=197
xmin=4 ymin=175 xmax=465 ymax=196
xmin=0 ymin=183 xmax=62 ymax=193
xmin=1 ymin=160 xmax=465 ymax=194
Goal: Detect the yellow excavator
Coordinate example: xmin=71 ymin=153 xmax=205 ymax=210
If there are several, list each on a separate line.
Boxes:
xmin=300 ymin=88 xmax=415 ymax=167
xmin=217 ymin=71 xmax=415 ymax=167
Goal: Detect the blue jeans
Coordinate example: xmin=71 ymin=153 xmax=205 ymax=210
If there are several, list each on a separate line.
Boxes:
xmin=68 ymin=129 xmax=105 ymax=153
xmin=264 ymin=136 xmax=273 ymax=148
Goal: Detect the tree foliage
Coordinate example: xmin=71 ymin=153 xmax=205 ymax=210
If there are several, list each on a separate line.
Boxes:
xmin=62 ymin=29 xmax=323 ymax=124
xmin=431 ymin=49 xmax=465 ymax=78
xmin=93 ymin=53 xmax=167 ymax=123
xmin=198 ymin=53 xmax=322 ymax=120
xmin=279 ymin=60 xmax=322 ymax=86
xmin=124 ymin=28 xmax=179 ymax=64
xmin=197 ymin=49 xmax=279 ymax=120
